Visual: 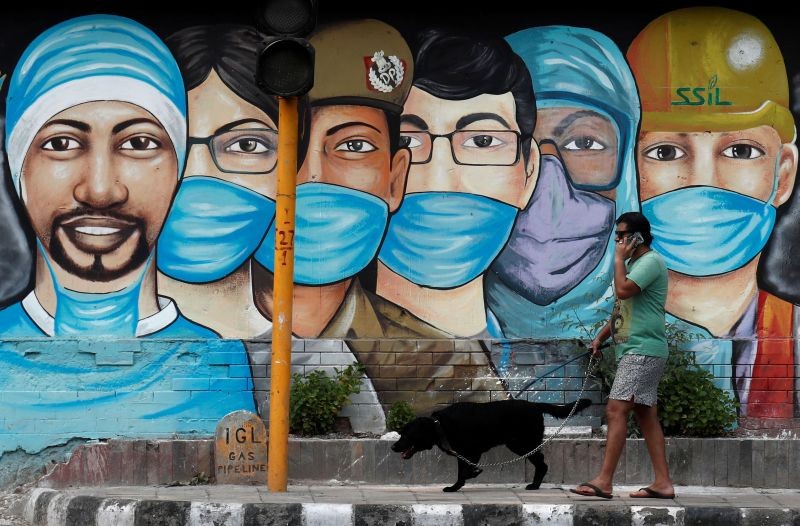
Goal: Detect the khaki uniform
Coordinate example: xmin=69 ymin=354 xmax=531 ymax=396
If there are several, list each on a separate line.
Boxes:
xmin=321 ymin=280 xmax=506 ymax=415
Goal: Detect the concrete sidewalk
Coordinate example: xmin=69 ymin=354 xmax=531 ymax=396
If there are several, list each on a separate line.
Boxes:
xmin=21 ymin=483 xmax=800 ymax=525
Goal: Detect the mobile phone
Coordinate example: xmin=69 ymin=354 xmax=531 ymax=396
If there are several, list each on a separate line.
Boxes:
xmin=630 ymin=232 xmax=644 ymax=248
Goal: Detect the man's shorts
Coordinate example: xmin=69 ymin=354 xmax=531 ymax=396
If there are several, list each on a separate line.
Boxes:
xmin=608 ymin=354 xmax=667 ymax=407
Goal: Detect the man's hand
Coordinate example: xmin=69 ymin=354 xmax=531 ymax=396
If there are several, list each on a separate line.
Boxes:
xmin=615 ymin=234 xmax=637 ymax=260
xmin=589 ymin=338 xmax=604 ymax=358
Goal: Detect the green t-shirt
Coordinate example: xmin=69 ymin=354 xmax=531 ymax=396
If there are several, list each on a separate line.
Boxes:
xmin=611 ymin=250 xmax=668 ymax=361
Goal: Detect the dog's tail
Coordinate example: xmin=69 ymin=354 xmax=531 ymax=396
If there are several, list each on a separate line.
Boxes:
xmin=533 ymin=398 xmax=592 ymax=419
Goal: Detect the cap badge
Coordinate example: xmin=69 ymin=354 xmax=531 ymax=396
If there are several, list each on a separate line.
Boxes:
xmin=366 ymin=50 xmax=405 ymax=93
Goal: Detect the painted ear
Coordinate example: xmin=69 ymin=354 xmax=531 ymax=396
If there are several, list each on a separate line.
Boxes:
xmin=518 ymin=139 xmax=540 ymax=209
xmin=773 ymin=143 xmax=798 ymax=207
xmin=537 ymin=139 xmax=559 ymax=158
xmin=387 ymin=148 xmax=411 ymax=212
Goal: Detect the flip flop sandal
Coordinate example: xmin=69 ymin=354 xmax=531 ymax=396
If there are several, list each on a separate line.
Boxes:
xmin=569 ymin=482 xmax=613 ymax=499
xmin=630 ymin=487 xmax=675 ymax=499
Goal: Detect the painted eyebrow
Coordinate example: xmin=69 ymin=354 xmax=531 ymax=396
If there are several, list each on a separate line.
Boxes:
xmin=42 ymin=119 xmax=90 ymax=132
xmin=639 ymin=132 xmax=690 ymax=143
xmin=215 ymin=118 xmax=273 ymax=135
xmin=456 ymin=112 xmax=511 ymax=130
xmin=553 ymin=110 xmax=608 ymax=136
xmin=400 ymin=114 xmax=428 ymax=130
xmin=112 ymin=118 xmax=162 ymax=134
xmin=325 ymin=121 xmax=382 ymax=136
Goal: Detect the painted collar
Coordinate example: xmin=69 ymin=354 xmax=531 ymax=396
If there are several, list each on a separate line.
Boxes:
xmin=21 ymin=291 xmax=179 ymax=337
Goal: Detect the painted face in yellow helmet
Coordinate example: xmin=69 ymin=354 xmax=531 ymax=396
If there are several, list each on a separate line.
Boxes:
xmin=628 ymin=7 xmax=799 ymax=281
xmin=628 ymin=6 xmax=795 ymax=142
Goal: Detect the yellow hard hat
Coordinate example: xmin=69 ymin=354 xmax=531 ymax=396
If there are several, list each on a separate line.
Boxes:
xmin=628 ymin=7 xmax=795 ymax=142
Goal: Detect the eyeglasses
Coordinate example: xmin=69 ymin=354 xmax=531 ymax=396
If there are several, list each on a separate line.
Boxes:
xmin=399 ymin=130 xmax=524 ymax=166
xmin=537 ymin=139 xmax=621 ymax=192
xmin=188 ymin=128 xmax=278 ymax=174
xmin=614 ymin=230 xmax=632 ymax=240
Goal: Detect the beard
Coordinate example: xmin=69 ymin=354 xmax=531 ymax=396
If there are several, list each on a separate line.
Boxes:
xmin=47 ymin=209 xmax=151 ymax=282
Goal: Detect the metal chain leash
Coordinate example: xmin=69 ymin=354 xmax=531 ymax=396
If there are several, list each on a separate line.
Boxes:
xmin=445 ymin=353 xmax=601 ymax=469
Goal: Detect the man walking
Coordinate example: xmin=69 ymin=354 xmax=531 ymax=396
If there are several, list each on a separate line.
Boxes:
xmin=571 ymin=212 xmax=674 ymax=500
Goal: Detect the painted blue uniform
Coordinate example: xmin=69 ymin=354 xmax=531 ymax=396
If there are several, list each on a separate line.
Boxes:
xmin=0 ymin=295 xmax=254 ymax=454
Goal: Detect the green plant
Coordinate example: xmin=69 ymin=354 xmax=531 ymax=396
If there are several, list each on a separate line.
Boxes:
xmin=593 ymin=321 xmax=739 ymax=437
xmin=656 ymin=350 xmax=738 ymax=436
xmin=386 ymin=400 xmax=416 ymax=432
xmin=189 ymin=471 xmax=210 ymax=485
xmin=289 ymin=363 xmax=366 ymax=436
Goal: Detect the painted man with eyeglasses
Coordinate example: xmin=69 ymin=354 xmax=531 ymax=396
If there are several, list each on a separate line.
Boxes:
xmin=376 ymin=29 xmax=539 ymax=338
xmin=486 ymin=26 xmax=641 ymax=345
xmin=156 ymin=25 xmax=296 ymax=338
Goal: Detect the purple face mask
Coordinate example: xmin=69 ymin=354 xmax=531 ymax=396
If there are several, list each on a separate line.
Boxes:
xmin=491 ymin=154 xmax=614 ymax=306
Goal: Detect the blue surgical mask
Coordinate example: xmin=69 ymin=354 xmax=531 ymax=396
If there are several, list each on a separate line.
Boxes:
xmin=38 ymin=239 xmax=150 ymax=337
xmin=378 ymin=192 xmax=518 ymax=288
xmin=157 ymin=177 xmax=275 ymax=283
xmin=642 ymin=186 xmax=777 ymax=276
xmin=254 ymin=183 xmax=389 ymax=285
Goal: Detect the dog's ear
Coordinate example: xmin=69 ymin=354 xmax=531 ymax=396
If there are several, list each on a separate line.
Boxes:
xmin=413 ymin=418 xmax=438 ymax=450
xmin=398 ymin=417 xmax=424 ymax=436
xmin=406 ymin=417 xmax=424 ymax=428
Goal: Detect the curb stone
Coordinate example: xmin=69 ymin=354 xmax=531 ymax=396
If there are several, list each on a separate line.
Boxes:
xmin=22 ymin=488 xmax=800 ymax=526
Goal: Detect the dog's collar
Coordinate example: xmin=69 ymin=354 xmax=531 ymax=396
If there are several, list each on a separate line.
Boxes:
xmin=432 ymin=417 xmax=455 ymax=456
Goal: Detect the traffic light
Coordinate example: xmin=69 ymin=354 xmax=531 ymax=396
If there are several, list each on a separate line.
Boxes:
xmin=256 ymin=0 xmax=316 ymax=97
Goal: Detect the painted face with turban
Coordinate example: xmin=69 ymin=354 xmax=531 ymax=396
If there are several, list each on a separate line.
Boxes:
xmin=5 ymin=14 xmax=187 ymax=284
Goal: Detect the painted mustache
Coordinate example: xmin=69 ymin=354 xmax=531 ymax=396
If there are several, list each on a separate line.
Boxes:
xmin=52 ymin=209 xmax=145 ymax=255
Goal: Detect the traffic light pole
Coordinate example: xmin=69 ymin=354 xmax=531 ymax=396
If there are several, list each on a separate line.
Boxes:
xmin=268 ymin=96 xmax=298 ymax=492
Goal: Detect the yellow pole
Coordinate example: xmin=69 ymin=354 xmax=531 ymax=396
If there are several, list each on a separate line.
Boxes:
xmin=268 ymin=95 xmax=298 ymax=492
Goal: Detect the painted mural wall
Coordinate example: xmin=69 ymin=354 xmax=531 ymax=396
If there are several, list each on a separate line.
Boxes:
xmin=0 ymin=3 xmax=798 ymax=477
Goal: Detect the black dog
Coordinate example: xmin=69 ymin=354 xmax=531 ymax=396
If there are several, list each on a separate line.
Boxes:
xmin=392 ymin=398 xmax=592 ymax=492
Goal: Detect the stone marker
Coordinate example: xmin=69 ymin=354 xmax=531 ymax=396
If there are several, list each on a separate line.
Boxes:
xmin=215 ymin=410 xmax=268 ymax=485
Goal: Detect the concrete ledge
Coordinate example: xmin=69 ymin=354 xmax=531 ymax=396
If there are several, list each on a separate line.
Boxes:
xmin=37 ymin=437 xmax=800 ymax=490
xmin=22 ymin=486 xmax=800 ymax=526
